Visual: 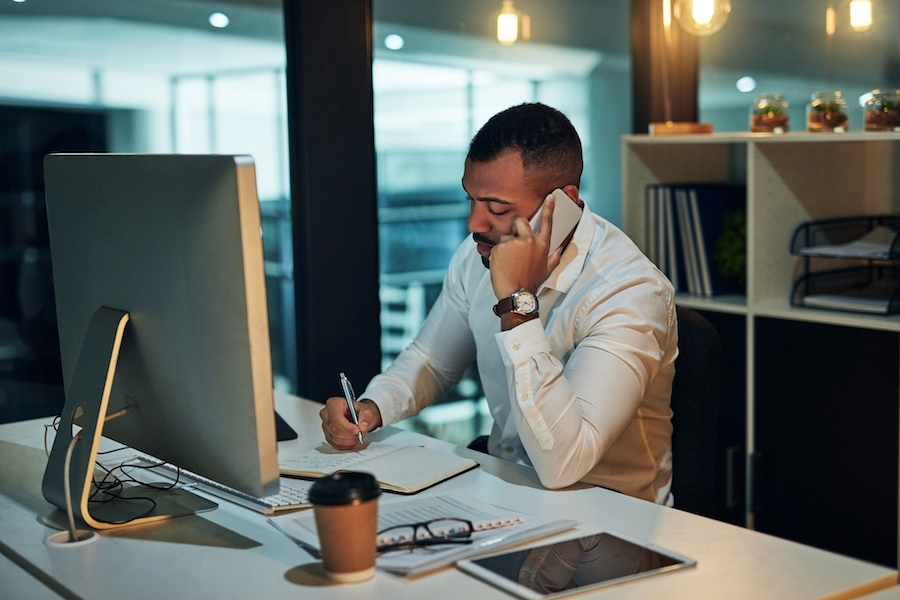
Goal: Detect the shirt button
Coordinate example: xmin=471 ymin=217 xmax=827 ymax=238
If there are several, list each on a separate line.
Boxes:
xmin=519 ymin=393 xmax=528 ymax=402
xmin=504 ymin=445 xmax=514 ymax=454
xmin=512 ymin=342 xmax=521 ymax=351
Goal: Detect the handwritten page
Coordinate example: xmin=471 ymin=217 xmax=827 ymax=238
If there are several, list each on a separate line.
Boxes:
xmin=279 ymin=443 xmax=398 ymax=473
xmin=279 ymin=443 xmax=478 ymax=494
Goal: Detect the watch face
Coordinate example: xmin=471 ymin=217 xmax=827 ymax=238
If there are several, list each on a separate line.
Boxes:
xmin=513 ymin=292 xmax=537 ymax=314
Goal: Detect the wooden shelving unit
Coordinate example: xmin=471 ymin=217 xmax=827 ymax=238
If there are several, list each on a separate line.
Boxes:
xmin=622 ymin=131 xmax=900 ymax=567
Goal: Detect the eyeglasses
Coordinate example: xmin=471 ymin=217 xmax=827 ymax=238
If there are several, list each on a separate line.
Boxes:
xmin=377 ymin=518 xmax=474 ymax=553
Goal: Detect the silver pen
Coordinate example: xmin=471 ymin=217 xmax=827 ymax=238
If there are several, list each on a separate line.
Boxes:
xmin=339 ymin=372 xmax=364 ymax=444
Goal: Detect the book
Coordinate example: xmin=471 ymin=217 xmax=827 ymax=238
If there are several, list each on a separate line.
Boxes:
xmin=675 ymin=187 xmax=701 ymax=295
xmin=685 ymin=184 xmax=747 ymax=297
xmin=662 ymin=185 xmax=680 ymax=292
xmin=278 ymin=442 xmax=479 ymax=494
xmin=645 ymin=184 xmax=658 ymax=266
xmin=645 ymin=184 xmax=681 ymax=293
xmin=688 ymin=189 xmax=712 ymax=296
xmin=643 ymin=183 xmax=746 ymax=297
xmin=268 ymin=491 xmax=578 ymax=576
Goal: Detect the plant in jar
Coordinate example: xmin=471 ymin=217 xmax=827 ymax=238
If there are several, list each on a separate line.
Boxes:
xmin=751 ymin=105 xmax=789 ymax=133
xmin=864 ymin=91 xmax=900 ymax=132
xmin=808 ymin=92 xmax=848 ymax=133
xmin=750 ymin=94 xmax=789 ymax=133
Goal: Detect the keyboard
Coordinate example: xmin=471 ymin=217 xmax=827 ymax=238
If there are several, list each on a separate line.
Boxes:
xmin=134 ymin=453 xmax=312 ymax=515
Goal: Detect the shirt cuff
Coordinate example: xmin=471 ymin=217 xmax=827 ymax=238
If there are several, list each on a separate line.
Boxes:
xmin=496 ymin=317 xmax=549 ymax=366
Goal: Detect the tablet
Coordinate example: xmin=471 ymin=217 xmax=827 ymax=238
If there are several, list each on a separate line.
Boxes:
xmin=456 ymin=531 xmax=696 ymax=599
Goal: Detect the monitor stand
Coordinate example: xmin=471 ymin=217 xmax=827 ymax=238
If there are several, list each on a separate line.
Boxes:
xmin=42 ymin=307 xmax=216 ymax=531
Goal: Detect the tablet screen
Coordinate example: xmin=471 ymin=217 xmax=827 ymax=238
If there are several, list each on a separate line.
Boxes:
xmin=457 ymin=532 xmax=696 ymax=600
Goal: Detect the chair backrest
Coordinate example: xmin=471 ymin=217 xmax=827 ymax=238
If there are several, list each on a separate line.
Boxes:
xmin=670 ymin=305 xmax=722 ymax=518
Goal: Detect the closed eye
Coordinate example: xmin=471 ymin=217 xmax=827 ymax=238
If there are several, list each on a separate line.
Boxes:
xmin=467 ymin=194 xmax=512 ymax=217
xmin=488 ymin=203 xmax=510 ymax=216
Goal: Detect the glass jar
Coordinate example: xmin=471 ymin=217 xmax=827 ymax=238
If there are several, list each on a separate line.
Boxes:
xmin=749 ymin=94 xmax=789 ymax=133
xmin=807 ymin=91 xmax=849 ymax=133
xmin=864 ymin=89 xmax=900 ymax=132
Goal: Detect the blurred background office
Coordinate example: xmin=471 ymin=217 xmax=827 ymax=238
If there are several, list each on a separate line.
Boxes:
xmin=0 ymin=0 xmax=897 ymax=442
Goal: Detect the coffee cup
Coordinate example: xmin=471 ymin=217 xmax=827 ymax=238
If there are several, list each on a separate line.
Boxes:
xmin=308 ymin=471 xmax=381 ymax=583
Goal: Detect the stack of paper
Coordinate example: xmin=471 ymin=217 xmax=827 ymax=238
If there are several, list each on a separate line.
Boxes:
xmin=269 ymin=491 xmax=578 ymax=576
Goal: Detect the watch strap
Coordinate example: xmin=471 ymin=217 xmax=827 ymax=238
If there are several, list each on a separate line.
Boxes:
xmin=492 ymin=296 xmax=515 ymax=317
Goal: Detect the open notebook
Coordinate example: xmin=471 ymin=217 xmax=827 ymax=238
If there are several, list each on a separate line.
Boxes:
xmin=278 ymin=443 xmax=479 ymax=494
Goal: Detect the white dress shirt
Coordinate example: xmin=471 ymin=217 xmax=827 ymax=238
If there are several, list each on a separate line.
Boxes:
xmin=364 ymin=202 xmax=677 ymax=504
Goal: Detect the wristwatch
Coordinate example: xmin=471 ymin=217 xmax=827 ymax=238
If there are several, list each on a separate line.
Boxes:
xmin=493 ymin=288 xmax=539 ymax=317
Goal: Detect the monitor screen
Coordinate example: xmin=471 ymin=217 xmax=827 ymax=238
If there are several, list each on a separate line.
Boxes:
xmin=42 ymin=154 xmax=280 ymax=526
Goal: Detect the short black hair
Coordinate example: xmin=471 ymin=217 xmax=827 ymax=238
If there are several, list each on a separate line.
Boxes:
xmin=467 ymin=102 xmax=583 ymax=188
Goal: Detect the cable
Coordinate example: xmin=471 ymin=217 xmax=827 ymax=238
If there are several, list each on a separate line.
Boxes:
xmin=63 ymin=432 xmax=82 ymax=543
xmin=85 ymin=457 xmax=182 ymax=525
xmin=43 ymin=415 xmax=61 ymax=458
xmin=51 ymin=404 xmax=177 ymax=530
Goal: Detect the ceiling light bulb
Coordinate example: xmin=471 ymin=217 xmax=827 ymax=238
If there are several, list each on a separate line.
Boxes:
xmin=672 ymin=0 xmax=731 ymax=36
xmin=692 ymin=0 xmax=715 ymax=25
xmin=497 ymin=0 xmax=519 ymax=45
xmin=849 ymin=0 xmax=872 ymax=32
xmin=736 ymin=76 xmax=757 ymax=93
xmin=209 ymin=12 xmax=229 ymax=29
xmin=384 ymin=34 xmax=404 ymax=50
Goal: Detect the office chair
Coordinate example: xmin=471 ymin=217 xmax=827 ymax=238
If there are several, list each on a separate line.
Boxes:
xmin=670 ymin=305 xmax=722 ymax=519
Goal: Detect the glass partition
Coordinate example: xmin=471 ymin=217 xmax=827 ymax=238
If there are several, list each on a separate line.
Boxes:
xmin=0 ymin=3 xmax=293 ymax=423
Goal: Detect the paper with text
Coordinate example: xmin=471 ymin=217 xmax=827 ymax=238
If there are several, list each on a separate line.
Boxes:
xmin=279 ymin=443 xmax=478 ymax=494
xmin=268 ymin=491 xmax=577 ymax=576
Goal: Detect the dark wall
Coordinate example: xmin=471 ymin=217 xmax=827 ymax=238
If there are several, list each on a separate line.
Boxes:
xmin=283 ymin=0 xmax=382 ymax=402
xmin=0 ymin=105 xmax=107 ymax=423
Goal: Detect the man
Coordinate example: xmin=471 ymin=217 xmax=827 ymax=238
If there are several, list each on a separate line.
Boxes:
xmin=320 ymin=102 xmax=677 ymax=504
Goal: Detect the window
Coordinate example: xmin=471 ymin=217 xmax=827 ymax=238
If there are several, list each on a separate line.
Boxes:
xmin=371 ymin=24 xmax=605 ymax=445
xmin=0 ymin=5 xmax=293 ymax=423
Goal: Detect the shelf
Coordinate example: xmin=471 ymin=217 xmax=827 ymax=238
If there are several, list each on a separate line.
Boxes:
xmin=749 ymin=300 xmax=900 ymax=332
xmin=623 ymin=132 xmax=900 ymax=566
xmin=674 ymin=293 xmax=747 ymax=314
xmin=623 ymin=131 xmax=900 ymax=144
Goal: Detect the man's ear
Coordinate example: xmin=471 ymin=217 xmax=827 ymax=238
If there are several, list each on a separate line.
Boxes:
xmin=560 ymin=185 xmax=579 ymax=203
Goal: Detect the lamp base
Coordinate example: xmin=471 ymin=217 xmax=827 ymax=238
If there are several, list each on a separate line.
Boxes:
xmin=649 ymin=121 xmax=714 ymax=135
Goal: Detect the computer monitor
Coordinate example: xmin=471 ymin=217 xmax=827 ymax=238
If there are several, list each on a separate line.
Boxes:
xmin=41 ymin=153 xmax=280 ymax=530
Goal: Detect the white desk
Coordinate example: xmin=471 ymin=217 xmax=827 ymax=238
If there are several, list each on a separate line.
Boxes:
xmin=0 ymin=391 xmax=896 ymax=600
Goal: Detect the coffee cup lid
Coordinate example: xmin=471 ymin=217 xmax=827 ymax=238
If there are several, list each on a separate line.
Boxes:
xmin=309 ymin=471 xmax=381 ymax=505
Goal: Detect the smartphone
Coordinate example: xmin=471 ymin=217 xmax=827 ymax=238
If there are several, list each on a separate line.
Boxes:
xmin=529 ymin=189 xmax=583 ymax=254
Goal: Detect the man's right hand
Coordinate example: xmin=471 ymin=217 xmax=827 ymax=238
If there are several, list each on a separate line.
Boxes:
xmin=319 ymin=396 xmax=383 ymax=450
